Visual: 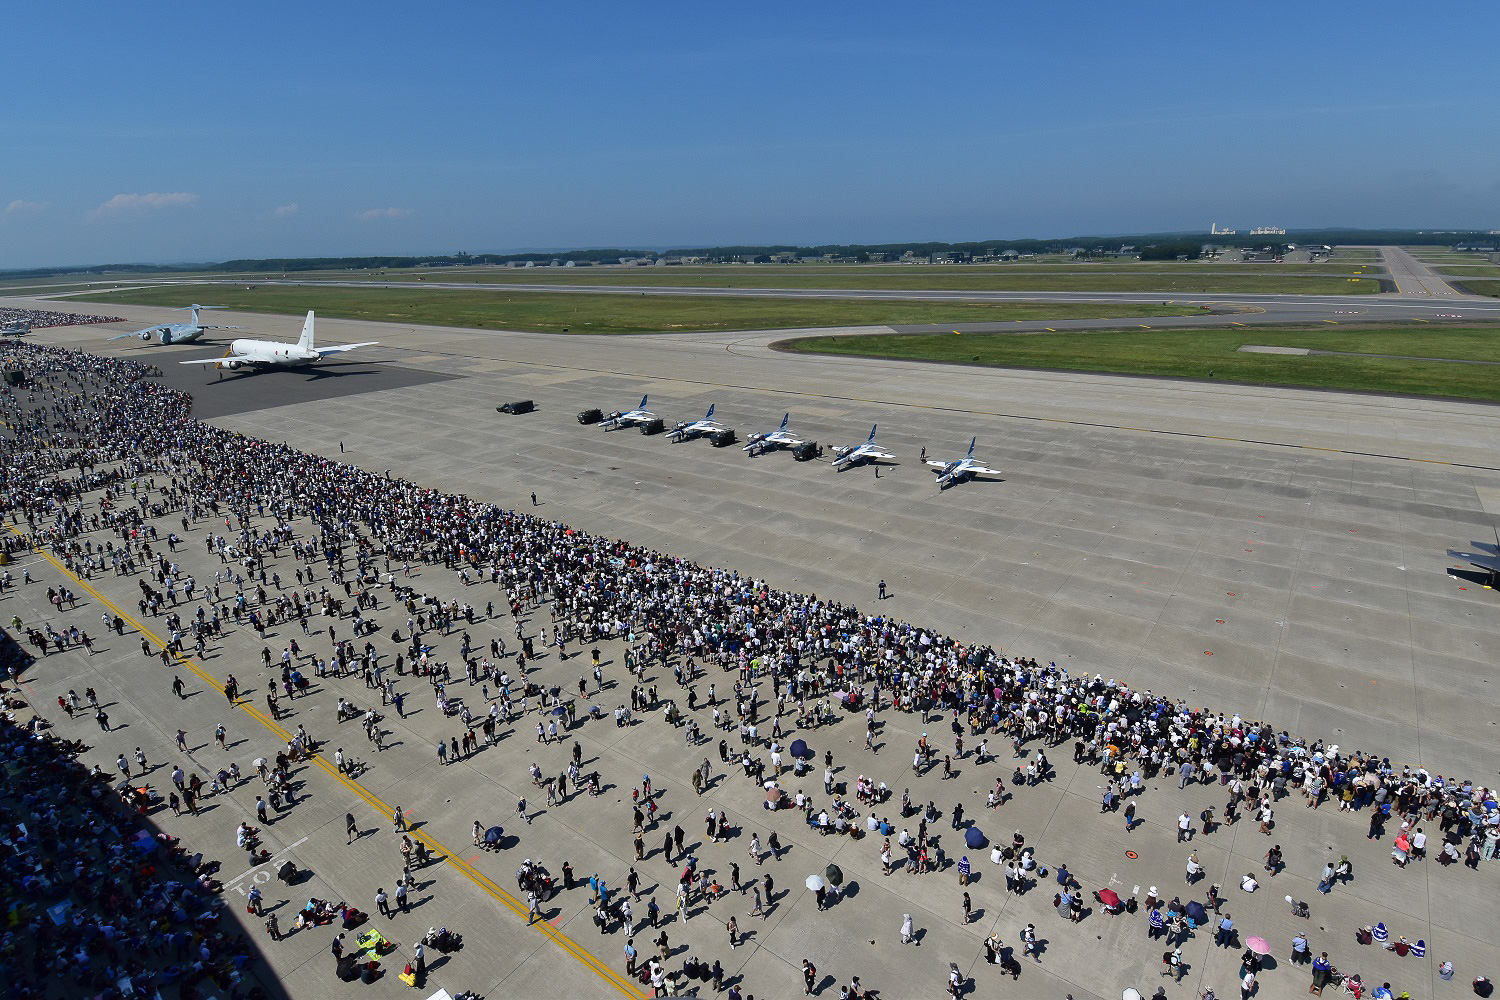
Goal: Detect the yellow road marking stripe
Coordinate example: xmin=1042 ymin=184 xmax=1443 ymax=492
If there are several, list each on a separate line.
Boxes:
xmin=7 ymin=522 xmax=645 ymax=997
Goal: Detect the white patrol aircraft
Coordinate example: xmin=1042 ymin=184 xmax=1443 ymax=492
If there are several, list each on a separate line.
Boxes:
xmin=830 ymin=424 xmax=895 ymax=471
xmin=108 ymin=304 xmax=241 ymax=345
xmin=666 ymin=403 xmax=724 ymax=442
xmin=743 ymin=413 xmax=804 ymax=455
xmin=600 ymin=395 xmax=656 ymax=430
xmin=925 ymin=437 xmax=1002 ymax=489
xmin=179 ymin=311 xmax=376 ymax=371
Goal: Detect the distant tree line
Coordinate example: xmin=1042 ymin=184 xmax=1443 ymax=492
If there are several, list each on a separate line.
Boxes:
xmin=4 ymin=228 xmax=1491 ymax=280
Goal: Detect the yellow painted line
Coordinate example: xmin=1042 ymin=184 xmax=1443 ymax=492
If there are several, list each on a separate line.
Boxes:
xmin=6 ymin=522 xmax=645 ymax=998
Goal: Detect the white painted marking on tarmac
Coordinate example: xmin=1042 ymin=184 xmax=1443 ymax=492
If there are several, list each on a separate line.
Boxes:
xmin=225 ymin=835 xmax=309 ymax=886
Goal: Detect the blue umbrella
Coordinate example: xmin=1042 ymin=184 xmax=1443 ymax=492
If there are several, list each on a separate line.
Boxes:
xmin=484 ymin=826 xmax=504 ymax=845
xmin=789 ymin=739 xmax=813 ymax=760
xmin=1185 ymin=900 xmax=1208 ymax=924
xmin=964 ymin=827 xmax=988 ymax=850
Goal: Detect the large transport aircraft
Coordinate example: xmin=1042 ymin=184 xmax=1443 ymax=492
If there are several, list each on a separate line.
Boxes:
xmin=108 ymin=304 xmax=241 ymax=345
xmin=179 ymin=311 xmax=376 ymax=371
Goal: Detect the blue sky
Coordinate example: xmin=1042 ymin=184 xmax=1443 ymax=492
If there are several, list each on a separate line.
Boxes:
xmin=3 ymin=3 xmax=1496 ymax=267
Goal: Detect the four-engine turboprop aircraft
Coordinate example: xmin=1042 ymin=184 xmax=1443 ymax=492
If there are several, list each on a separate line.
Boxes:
xmin=179 ymin=311 xmax=375 ymax=371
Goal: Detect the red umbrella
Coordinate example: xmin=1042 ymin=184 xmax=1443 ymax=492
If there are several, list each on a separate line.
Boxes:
xmin=1097 ymin=888 xmax=1121 ymax=908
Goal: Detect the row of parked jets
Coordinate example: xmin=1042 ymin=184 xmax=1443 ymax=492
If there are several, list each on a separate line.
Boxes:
xmin=593 ymin=395 xmax=1002 ymax=488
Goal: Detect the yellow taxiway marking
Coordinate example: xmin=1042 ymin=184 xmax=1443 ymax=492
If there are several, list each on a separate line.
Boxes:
xmin=7 ymin=523 xmax=645 ymax=998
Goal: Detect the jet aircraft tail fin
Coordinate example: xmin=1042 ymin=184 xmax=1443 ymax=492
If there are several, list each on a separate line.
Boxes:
xmin=296 ymin=311 xmax=315 ymax=352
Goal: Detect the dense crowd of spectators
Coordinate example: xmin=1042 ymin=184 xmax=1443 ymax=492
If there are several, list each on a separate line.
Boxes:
xmin=0 ymin=717 xmax=268 ymax=999
xmin=0 ymin=307 xmax=125 ymax=331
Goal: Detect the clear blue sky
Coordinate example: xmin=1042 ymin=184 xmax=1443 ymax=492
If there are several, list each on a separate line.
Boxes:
xmin=3 ymin=2 xmax=1495 ymax=268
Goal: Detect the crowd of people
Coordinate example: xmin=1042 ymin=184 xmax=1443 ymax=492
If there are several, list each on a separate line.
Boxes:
xmin=0 ymin=715 xmax=269 ymax=999
xmin=0 ymin=307 xmax=125 ymax=331
xmin=2 ymin=337 xmax=1496 ymax=998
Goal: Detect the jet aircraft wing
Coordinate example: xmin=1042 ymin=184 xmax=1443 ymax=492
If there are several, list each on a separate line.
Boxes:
xmin=1449 ymin=548 xmax=1500 ymax=574
xmin=316 ymin=341 xmax=378 ymax=357
xmin=180 ymin=355 xmax=256 ymax=366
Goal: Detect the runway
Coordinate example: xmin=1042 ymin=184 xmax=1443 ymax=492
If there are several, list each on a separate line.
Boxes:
xmin=1380 ymin=247 xmax=1472 ymax=298
xmin=144 ymin=276 xmax=1500 ymax=329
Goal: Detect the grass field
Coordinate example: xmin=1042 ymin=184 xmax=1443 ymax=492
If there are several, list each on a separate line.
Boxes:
xmin=781 ymin=326 xmax=1500 ymax=402
xmin=1438 ymin=266 xmax=1500 ymax=279
xmin=1460 ymin=281 xmax=1500 ymax=298
xmin=67 ymin=284 xmax=1209 ymax=336
xmin=257 ymin=265 xmax=1379 ymax=295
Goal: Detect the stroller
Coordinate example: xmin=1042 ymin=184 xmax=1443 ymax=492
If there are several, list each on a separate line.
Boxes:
xmin=423 ymin=926 xmax=464 ymax=953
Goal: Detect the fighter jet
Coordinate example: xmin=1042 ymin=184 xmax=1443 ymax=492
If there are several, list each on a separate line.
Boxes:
xmin=108 ymin=305 xmax=241 ymax=345
xmin=600 ymin=395 xmax=656 ymax=430
xmin=1448 ymin=529 xmax=1500 ymax=587
xmin=830 ymin=425 xmax=895 ymax=471
xmin=179 ymin=311 xmax=376 ymax=372
xmin=743 ymin=413 xmax=804 ymax=456
xmin=666 ymin=404 xmax=724 ymax=442
xmin=924 ymin=437 xmax=1002 ymax=489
